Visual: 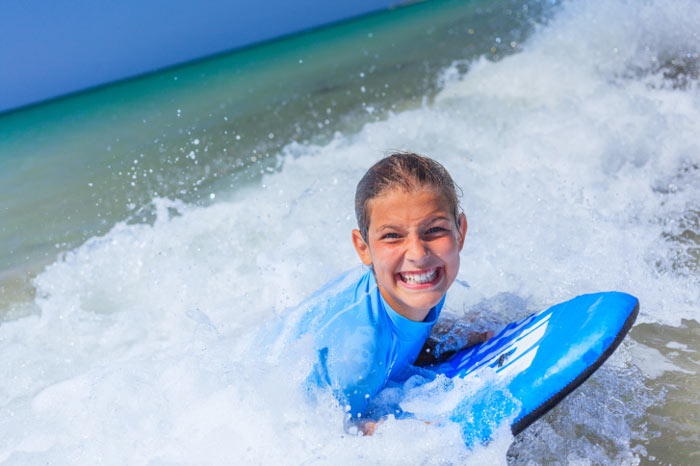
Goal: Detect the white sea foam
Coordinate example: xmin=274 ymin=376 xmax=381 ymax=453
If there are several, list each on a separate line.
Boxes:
xmin=2 ymin=0 xmax=699 ymax=463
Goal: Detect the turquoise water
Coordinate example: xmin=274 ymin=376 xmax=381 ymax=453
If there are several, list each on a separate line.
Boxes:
xmin=1 ymin=0 xmax=700 ymax=463
xmin=0 ymin=0 xmax=541 ymax=303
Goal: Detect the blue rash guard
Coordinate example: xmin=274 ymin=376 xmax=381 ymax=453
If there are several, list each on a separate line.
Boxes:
xmin=300 ymin=269 xmax=444 ymax=419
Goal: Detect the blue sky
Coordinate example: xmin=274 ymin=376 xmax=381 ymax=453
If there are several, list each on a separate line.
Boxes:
xmin=0 ymin=0 xmax=397 ymax=113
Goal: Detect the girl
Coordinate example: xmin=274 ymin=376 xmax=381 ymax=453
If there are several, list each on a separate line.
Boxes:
xmin=303 ymin=152 xmax=487 ymax=434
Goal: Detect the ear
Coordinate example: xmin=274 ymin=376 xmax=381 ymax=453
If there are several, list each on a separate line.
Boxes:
xmin=457 ymin=213 xmax=468 ymax=251
xmin=352 ymin=229 xmax=373 ymax=266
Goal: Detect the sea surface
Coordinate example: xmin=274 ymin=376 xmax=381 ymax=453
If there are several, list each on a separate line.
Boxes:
xmin=1 ymin=0 xmax=699 ymax=464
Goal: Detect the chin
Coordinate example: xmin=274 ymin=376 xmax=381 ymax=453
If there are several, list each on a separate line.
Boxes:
xmin=392 ymin=286 xmax=446 ymax=316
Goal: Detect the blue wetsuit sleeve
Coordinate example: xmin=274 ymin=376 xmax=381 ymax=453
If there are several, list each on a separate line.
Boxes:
xmin=306 ymin=270 xmax=442 ymax=419
xmin=313 ymin=319 xmax=390 ymax=418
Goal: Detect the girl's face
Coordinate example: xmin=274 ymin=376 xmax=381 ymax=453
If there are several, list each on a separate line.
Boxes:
xmin=352 ymin=187 xmax=467 ymax=322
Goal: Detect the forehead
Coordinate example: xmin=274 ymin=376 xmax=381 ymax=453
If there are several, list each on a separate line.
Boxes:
xmin=367 ymin=187 xmax=452 ymax=226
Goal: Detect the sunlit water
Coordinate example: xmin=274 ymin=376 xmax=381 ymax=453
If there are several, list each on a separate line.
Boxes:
xmin=1 ymin=0 xmax=699 ymax=464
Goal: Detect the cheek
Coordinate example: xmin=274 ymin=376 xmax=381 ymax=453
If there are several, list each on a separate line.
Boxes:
xmin=437 ymin=239 xmax=461 ymax=268
xmin=370 ymin=245 xmax=397 ymax=271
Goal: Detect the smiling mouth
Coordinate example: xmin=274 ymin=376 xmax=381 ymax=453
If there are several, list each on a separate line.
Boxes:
xmin=397 ymin=267 xmax=443 ymax=288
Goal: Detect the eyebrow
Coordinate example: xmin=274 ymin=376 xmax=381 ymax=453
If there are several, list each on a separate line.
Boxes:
xmin=375 ymin=216 xmax=451 ymax=232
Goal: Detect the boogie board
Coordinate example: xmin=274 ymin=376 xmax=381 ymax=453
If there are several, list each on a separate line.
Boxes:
xmin=429 ymin=292 xmax=639 ymax=446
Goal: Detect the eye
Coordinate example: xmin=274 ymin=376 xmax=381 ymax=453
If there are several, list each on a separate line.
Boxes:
xmin=381 ymin=232 xmax=401 ymax=240
xmin=425 ymin=226 xmax=447 ymax=235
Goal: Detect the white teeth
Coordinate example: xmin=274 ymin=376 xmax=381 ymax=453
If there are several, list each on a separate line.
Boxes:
xmin=400 ymin=268 xmax=438 ymax=284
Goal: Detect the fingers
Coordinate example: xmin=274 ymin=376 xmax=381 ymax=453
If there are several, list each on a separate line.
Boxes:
xmin=359 ymin=421 xmax=376 ymax=436
xmin=358 ymin=418 xmax=385 ymax=436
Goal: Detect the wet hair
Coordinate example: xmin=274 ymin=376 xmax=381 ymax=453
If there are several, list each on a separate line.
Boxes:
xmin=354 ymin=152 xmax=462 ymax=240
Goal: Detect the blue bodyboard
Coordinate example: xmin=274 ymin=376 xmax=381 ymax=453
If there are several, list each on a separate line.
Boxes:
xmin=430 ymin=292 xmax=639 ymax=446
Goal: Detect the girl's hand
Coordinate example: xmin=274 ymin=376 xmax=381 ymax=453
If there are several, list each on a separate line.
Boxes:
xmin=467 ymin=330 xmax=494 ymax=347
xmin=357 ymin=418 xmax=383 ymax=436
xmin=416 ymin=320 xmax=495 ymax=366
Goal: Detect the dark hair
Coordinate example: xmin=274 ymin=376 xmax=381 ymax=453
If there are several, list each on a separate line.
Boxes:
xmin=354 ymin=152 xmax=462 ymax=240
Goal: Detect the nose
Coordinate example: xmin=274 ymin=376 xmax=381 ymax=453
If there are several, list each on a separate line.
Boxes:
xmin=405 ymin=233 xmax=429 ymax=263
